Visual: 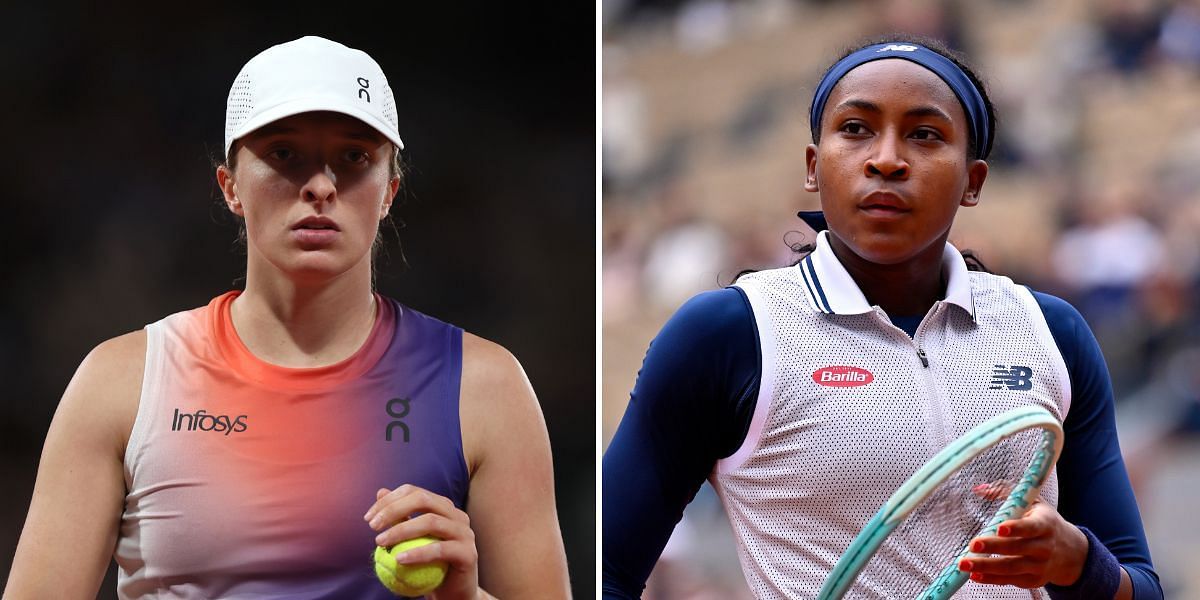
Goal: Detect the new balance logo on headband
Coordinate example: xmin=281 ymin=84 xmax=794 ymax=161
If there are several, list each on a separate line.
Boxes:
xmin=989 ymin=365 xmax=1033 ymax=391
xmin=877 ymin=44 xmax=919 ymax=53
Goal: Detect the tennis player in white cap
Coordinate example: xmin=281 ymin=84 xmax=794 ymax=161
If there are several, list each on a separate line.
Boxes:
xmin=6 ymin=36 xmax=569 ymax=599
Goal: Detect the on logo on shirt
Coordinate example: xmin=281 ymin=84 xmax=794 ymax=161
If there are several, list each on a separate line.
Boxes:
xmin=385 ymin=397 xmax=411 ymax=442
xmin=812 ymin=366 xmax=874 ymax=387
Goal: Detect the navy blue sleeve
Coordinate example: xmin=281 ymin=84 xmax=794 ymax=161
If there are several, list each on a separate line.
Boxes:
xmin=1031 ymin=290 xmax=1163 ymax=599
xmin=601 ymin=288 xmax=761 ymax=599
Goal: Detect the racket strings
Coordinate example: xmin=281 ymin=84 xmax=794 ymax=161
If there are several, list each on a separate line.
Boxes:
xmin=852 ymin=428 xmax=1049 ymax=599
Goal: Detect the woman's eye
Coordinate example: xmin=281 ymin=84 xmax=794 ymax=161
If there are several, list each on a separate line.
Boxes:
xmin=268 ymin=148 xmax=295 ymax=160
xmin=911 ymin=128 xmax=942 ymax=141
xmin=344 ymin=150 xmax=368 ymax=163
xmin=840 ymin=122 xmax=868 ymax=135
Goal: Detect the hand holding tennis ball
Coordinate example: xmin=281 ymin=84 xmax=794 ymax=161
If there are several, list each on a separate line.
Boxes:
xmin=366 ymin=485 xmax=480 ymax=599
xmin=374 ymin=536 xmax=447 ymax=597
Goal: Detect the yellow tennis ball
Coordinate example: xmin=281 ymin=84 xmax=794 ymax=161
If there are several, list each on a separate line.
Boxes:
xmin=373 ymin=536 xmax=448 ymax=597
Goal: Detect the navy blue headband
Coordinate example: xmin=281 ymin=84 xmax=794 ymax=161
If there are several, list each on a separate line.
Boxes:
xmin=809 ymin=42 xmax=992 ymax=160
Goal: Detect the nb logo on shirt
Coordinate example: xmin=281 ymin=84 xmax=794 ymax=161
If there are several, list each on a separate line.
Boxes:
xmin=171 ymin=408 xmax=248 ymax=435
xmin=385 ymin=397 xmax=411 ymax=443
xmin=989 ymin=365 xmax=1033 ymax=390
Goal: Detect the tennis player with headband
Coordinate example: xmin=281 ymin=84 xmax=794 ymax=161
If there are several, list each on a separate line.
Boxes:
xmin=603 ymin=37 xmax=1161 ymax=599
xmin=6 ymin=36 xmax=569 ymax=599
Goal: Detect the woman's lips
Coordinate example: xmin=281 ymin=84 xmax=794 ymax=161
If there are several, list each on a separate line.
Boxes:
xmin=290 ymin=228 xmax=340 ymax=246
xmin=858 ymin=191 xmax=910 ymax=219
xmin=859 ymin=205 xmax=909 ymax=219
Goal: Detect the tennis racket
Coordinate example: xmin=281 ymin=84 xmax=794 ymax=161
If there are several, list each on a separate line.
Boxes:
xmin=817 ymin=404 xmax=1064 ymax=599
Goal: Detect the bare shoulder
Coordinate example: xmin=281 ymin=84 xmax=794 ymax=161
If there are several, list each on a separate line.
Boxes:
xmin=459 ymin=333 xmax=547 ymax=472
xmin=456 ymin=334 xmax=566 ymax=597
xmin=76 ymin=329 xmax=146 ymax=397
xmin=461 ymin=333 xmax=531 ymax=393
xmin=6 ymin=330 xmax=146 ymax=597
xmin=83 ymin=329 xmax=147 ymax=373
xmin=62 ymin=329 xmax=147 ymax=452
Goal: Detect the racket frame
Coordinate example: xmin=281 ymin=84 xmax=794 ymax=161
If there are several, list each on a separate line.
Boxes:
xmin=817 ymin=405 xmax=1065 ymax=600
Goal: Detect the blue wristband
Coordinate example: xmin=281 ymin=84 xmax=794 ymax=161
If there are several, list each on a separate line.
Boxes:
xmin=1044 ymin=526 xmax=1121 ymax=599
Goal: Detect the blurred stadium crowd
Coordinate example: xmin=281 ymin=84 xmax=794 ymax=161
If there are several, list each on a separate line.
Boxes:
xmin=601 ymin=0 xmax=1200 ymax=597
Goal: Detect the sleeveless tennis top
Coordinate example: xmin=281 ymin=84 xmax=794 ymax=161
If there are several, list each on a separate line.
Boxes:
xmin=115 ymin=291 xmax=468 ymax=599
xmin=714 ymin=232 xmax=1064 ymax=599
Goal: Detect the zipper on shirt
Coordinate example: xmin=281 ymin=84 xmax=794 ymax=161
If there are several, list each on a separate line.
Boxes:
xmin=911 ymin=301 xmax=939 ymax=371
xmin=912 ymin=302 xmax=953 ymax=451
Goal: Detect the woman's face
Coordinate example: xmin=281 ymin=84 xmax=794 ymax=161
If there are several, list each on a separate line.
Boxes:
xmin=218 ymin=111 xmax=399 ymax=284
xmin=805 ymin=59 xmax=987 ymax=267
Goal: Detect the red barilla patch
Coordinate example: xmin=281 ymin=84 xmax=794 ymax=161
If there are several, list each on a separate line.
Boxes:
xmin=812 ymin=366 xmax=874 ymax=387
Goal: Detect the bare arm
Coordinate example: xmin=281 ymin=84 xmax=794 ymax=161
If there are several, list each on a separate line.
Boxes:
xmin=4 ymin=331 xmax=144 ymax=599
xmin=461 ymin=333 xmax=571 ymax=599
xmin=362 ymin=333 xmax=570 ymax=599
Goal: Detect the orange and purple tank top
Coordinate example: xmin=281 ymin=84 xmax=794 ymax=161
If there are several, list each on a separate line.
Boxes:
xmin=115 ymin=291 xmax=468 ymax=599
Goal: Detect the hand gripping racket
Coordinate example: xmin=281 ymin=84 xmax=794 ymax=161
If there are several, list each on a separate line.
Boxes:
xmin=817 ymin=405 xmax=1064 ymax=599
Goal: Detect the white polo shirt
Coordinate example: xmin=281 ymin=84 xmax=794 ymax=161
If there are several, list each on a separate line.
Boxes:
xmin=714 ymin=231 xmax=1067 ymax=599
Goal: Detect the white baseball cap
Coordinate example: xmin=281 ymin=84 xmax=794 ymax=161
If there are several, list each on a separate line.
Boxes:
xmin=224 ymin=36 xmax=404 ymax=160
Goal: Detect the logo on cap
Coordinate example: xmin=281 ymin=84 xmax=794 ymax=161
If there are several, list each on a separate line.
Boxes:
xmin=877 ymin=44 xmax=919 ymax=53
xmin=357 ymin=77 xmax=371 ymax=102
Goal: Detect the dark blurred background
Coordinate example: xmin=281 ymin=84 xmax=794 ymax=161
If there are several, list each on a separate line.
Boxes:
xmin=0 ymin=2 xmax=595 ymax=598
